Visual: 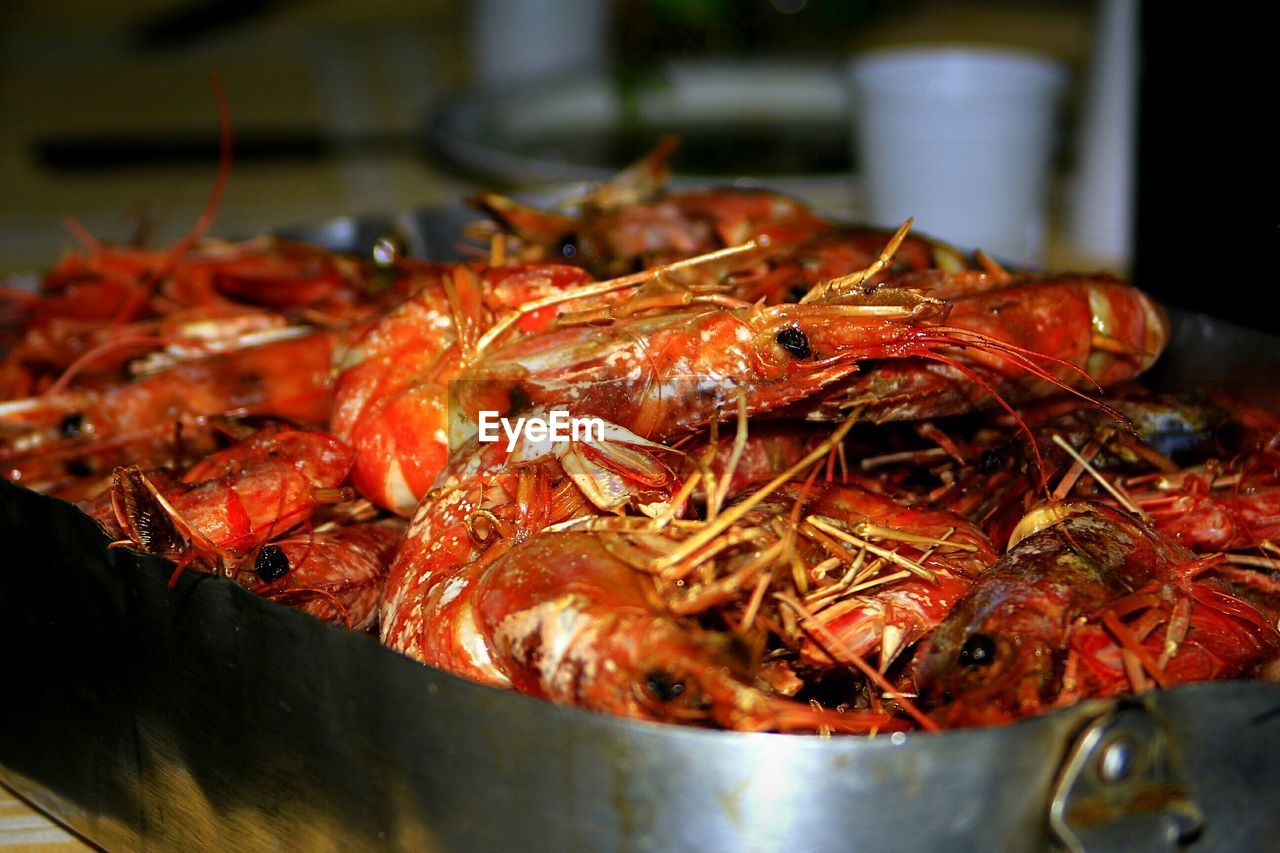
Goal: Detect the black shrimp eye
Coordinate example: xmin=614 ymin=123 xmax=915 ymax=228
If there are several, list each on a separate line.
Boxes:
xmin=776 ymin=326 xmax=811 ymax=358
xmin=59 ymin=412 xmax=85 ymax=439
xmin=254 ymin=545 xmax=290 ymax=582
xmin=958 ymin=633 xmax=998 ymax=667
xmin=978 ymin=447 xmax=1005 ymax=475
xmin=1213 ymin=419 xmax=1246 ymax=454
xmin=644 ymin=670 xmax=686 ymax=703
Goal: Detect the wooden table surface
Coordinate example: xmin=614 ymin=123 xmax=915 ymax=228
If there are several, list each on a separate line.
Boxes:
xmin=1 ymin=785 xmax=89 ymax=851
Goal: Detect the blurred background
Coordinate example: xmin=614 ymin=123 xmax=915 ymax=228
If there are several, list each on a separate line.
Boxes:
xmin=0 ymin=3 xmax=1271 ymax=845
xmin=0 ymin=0 xmax=1273 ymax=327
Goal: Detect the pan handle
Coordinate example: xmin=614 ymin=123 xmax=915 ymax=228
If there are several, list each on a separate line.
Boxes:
xmin=1047 ymin=702 xmax=1204 ymax=852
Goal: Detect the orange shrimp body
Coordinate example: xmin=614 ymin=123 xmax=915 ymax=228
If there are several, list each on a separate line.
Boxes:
xmin=1 ymin=332 xmax=336 ymax=493
xmin=459 ymin=290 xmax=1005 ymax=444
xmin=913 ymin=502 xmax=1280 ymax=727
xmin=794 ymin=276 xmax=1168 ymax=423
xmin=87 ymin=426 xmax=353 ymax=562
xmin=563 ymin=186 xmax=829 ymax=273
xmin=604 ymin=475 xmax=995 ymax=674
xmin=730 ymin=226 xmax=971 ymax=305
xmin=247 ymin=518 xmax=403 ymax=632
xmin=1139 ymin=461 xmax=1280 ymax=552
xmin=695 ymin=424 xmax=828 ymax=498
xmin=330 ymin=263 xmax=595 ymax=514
xmin=382 ymin=280 xmax=1110 ymax=686
xmin=664 ymin=187 xmax=830 ymax=248
xmin=574 ymin=198 xmax=718 ymax=272
xmin=163 ymin=429 xmax=351 ymax=555
xmin=775 ymin=482 xmax=998 ymax=669
xmin=931 ymin=390 xmax=1280 ymax=553
xmin=1121 ymin=401 xmax=1280 ymax=552
xmin=472 ymin=139 xmax=830 ymax=276
xmin=381 ymin=424 xmax=680 ymax=681
xmin=468 ymin=529 xmax=902 ymax=733
xmin=3 ymin=293 xmax=297 ymax=400
xmin=42 ymin=236 xmax=409 ymax=322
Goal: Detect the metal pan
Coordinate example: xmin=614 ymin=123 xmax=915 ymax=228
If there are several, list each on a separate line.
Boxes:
xmin=4 ymin=207 xmax=1280 ymax=851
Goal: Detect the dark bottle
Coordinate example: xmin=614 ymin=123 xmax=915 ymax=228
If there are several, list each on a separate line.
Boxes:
xmin=1133 ymin=4 xmax=1278 ymax=331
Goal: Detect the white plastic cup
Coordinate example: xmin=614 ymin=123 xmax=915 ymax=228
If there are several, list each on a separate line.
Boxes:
xmin=468 ymin=0 xmax=611 ymax=90
xmin=850 ymin=47 xmax=1067 ymax=265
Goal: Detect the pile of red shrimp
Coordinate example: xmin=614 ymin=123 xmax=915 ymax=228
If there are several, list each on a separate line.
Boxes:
xmin=4 ymin=139 xmax=1278 ymax=732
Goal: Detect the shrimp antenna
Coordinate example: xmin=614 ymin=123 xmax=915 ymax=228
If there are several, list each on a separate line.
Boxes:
xmin=912 ymin=322 xmax=1129 ymax=492
xmin=652 ymin=406 xmax=864 ymax=571
xmin=163 ymin=71 xmax=233 ymax=270
xmin=916 ymin=351 xmax=1053 ymax=490
xmin=111 ymin=72 xmax=233 ymax=327
xmin=800 ymin=218 xmax=913 ymax=304
xmin=775 ymin=592 xmax=939 ymax=732
xmin=586 ymin=134 xmax=679 ymax=212
xmin=61 ymin=215 xmax=101 ymax=252
xmin=472 ymin=240 xmax=761 ymax=356
xmin=42 ymin=334 xmax=176 ymax=398
xmin=708 ymin=389 xmax=750 ymax=518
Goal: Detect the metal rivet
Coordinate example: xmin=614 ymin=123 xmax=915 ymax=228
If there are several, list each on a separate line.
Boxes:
xmin=372 ymin=234 xmax=403 ymax=267
xmin=1098 ymin=735 xmax=1136 ymax=782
